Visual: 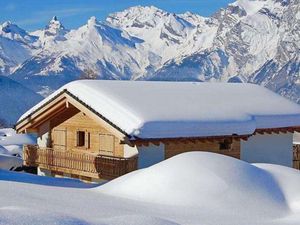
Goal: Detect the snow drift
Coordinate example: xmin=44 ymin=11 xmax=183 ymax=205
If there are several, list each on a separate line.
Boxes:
xmin=0 ymin=154 xmax=22 ymax=170
xmin=1 ymin=152 xmax=300 ymax=225
xmin=0 ymin=128 xmax=36 ymax=170
xmin=99 ymin=152 xmax=300 ymax=217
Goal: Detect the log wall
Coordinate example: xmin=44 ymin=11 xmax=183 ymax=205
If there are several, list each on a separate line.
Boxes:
xmin=164 ymin=138 xmax=241 ymax=159
xmin=293 ymin=144 xmax=300 ymax=170
xmin=48 ymin=109 xmax=124 ymax=157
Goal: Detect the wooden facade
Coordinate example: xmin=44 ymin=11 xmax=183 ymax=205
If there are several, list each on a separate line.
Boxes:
xmin=50 ymin=109 xmax=124 ymax=157
xmin=164 ymin=138 xmax=241 ymax=159
xmin=17 ymin=94 xmax=135 ymax=181
xmin=293 ymin=144 xmax=300 ymax=170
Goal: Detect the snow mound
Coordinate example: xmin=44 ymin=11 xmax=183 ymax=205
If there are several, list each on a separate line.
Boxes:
xmin=99 ymin=152 xmax=300 ymax=217
xmin=0 ymin=133 xmax=35 ymax=146
xmin=0 ymin=145 xmax=9 ymax=154
xmin=100 ymin=215 xmax=180 ymax=225
xmin=1 ymin=153 xmax=300 ymax=225
xmin=0 ymin=128 xmax=15 ymax=137
xmin=0 ymin=154 xmax=22 ymax=170
xmin=0 ymin=128 xmax=36 ymax=147
xmin=0 ymin=207 xmax=96 ymax=225
xmin=0 ymin=169 xmax=95 ymax=188
xmin=0 ymin=128 xmax=36 ymax=170
xmin=255 ymin=164 xmax=300 ymax=213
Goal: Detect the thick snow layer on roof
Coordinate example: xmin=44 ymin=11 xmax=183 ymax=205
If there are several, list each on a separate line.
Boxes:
xmin=19 ymin=80 xmax=300 ymax=139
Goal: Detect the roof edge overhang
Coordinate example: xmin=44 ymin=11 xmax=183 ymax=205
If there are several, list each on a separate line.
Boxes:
xmin=130 ymin=126 xmax=300 ymax=146
xmin=255 ymin=126 xmax=300 ymax=135
xmin=130 ymin=134 xmax=251 ymax=146
xmin=15 ymin=89 xmax=131 ymax=140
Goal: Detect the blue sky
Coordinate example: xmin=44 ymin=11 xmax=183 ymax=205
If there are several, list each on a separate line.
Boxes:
xmin=0 ymin=0 xmax=234 ymax=31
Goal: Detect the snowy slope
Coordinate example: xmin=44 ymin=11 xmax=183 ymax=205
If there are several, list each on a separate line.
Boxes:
xmin=1 ymin=152 xmax=300 ymax=225
xmin=107 ymin=6 xmax=218 ymax=66
xmin=148 ymin=0 xmax=299 ymax=101
xmin=11 ymin=16 xmax=150 ymax=94
xmin=0 ymin=0 xmax=298 ymax=102
xmin=0 ymin=21 xmax=39 ymax=75
xmin=0 ymin=76 xmax=43 ymax=126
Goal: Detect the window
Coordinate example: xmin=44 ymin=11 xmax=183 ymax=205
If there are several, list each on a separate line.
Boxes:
xmin=76 ymin=131 xmax=85 ymax=147
xmin=219 ymin=139 xmax=232 ymax=150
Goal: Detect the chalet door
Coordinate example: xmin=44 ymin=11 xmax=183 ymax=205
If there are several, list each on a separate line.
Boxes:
xmin=52 ymin=129 xmax=67 ymax=151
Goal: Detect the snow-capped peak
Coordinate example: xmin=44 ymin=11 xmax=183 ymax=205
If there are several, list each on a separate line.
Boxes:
xmin=107 ymin=6 xmax=194 ymax=46
xmin=1 ymin=21 xmax=12 ymax=29
xmin=0 ymin=21 xmax=36 ymax=43
xmin=52 ymin=16 xmax=58 ymax=21
xmin=106 ymin=5 xmax=217 ymax=64
xmin=44 ymin=16 xmax=67 ymax=37
xmin=36 ymin=16 xmax=68 ymax=47
xmin=87 ymin=16 xmax=98 ymax=27
xmin=1 ymin=21 xmax=21 ymax=32
xmin=107 ymin=5 xmax=194 ymax=30
xmin=1 ymin=1 xmax=298 ymax=105
xmin=109 ymin=5 xmax=165 ymax=19
xmin=68 ymin=16 xmax=141 ymax=48
xmin=229 ymin=0 xmax=290 ymax=16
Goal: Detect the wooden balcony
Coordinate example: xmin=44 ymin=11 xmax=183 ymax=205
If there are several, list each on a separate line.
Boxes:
xmin=23 ymin=145 xmax=138 ymax=180
xmin=293 ymin=144 xmax=300 ymax=170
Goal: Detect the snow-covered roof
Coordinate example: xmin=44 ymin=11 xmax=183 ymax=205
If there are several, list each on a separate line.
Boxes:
xmin=18 ymin=80 xmax=300 ymax=139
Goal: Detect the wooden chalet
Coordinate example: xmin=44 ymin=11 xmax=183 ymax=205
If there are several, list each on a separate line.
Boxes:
xmin=16 ymin=80 xmax=300 ymax=182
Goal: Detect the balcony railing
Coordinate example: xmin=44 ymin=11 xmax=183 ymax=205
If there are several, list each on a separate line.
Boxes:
xmin=23 ymin=144 xmax=138 ymax=180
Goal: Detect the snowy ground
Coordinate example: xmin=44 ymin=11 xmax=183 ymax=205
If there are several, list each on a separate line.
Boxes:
xmin=0 ymin=128 xmax=36 ymax=170
xmin=0 ymin=152 xmax=300 ymax=225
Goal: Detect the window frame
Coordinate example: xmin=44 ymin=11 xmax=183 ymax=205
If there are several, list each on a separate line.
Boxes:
xmin=219 ymin=139 xmax=232 ymax=150
xmin=76 ymin=130 xmax=86 ymax=148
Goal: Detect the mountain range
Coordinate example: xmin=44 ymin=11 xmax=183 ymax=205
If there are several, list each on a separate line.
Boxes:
xmin=0 ymin=76 xmax=42 ymax=126
xmin=0 ymin=0 xmax=299 ymax=125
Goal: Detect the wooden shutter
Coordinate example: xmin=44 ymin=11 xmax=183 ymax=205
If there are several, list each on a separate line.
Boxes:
xmin=52 ymin=129 xmax=67 ymax=150
xmin=99 ymin=134 xmax=114 ymax=156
